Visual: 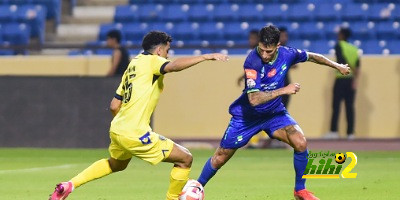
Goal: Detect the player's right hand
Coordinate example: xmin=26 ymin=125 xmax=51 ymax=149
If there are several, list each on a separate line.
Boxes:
xmin=284 ymin=83 xmax=301 ymax=95
xmin=337 ymin=64 xmax=351 ymax=75
xmin=203 ymin=53 xmax=229 ymax=61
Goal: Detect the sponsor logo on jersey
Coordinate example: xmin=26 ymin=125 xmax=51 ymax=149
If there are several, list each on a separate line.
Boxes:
xmin=261 ymin=82 xmax=278 ymax=90
xmin=267 ymin=68 xmax=277 ymax=78
xmin=245 ymin=69 xmax=257 ymax=79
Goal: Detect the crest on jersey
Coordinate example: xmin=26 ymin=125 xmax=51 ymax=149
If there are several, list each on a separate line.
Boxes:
xmin=246 ymin=79 xmax=256 ymax=88
xmin=267 ymin=68 xmax=277 ymax=78
xmin=281 ymin=63 xmax=287 ymax=71
xmin=280 ymin=64 xmax=287 ymax=75
xmin=159 ymin=135 xmax=167 ymax=141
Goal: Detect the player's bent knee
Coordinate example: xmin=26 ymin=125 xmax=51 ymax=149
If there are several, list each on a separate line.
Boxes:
xmin=212 ymin=155 xmax=227 ymax=169
xmin=110 ymin=164 xmax=127 ymax=172
xmin=108 ymin=158 xmax=129 ymax=172
xmin=293 ymin=140 xmax=307 ymax=152
xmin=183 ymin=152 xmax=193 ymax=168
xmin=175 ymin=151 xmax=193 ymax=168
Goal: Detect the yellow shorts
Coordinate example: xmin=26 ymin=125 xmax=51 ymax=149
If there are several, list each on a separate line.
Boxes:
xmin=109 ymin=131 xmax=174 ymax=165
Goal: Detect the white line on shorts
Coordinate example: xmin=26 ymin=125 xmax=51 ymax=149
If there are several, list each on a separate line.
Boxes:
xmin=0 ymin=164 xmax=78 ymax=174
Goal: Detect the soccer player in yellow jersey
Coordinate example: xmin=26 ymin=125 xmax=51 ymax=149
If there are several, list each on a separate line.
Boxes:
xmin=49 ymin=31 xmax=228 ymax=200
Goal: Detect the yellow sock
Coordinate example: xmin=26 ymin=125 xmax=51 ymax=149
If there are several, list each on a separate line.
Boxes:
xmin=70 ymin=159 xmax=112 ymax=188
xmin=261 ymin=131 xmax=268 ymax=139
xmin=166 ymin=167 xmax=190 ymax=200
xmin=249 ymin=134 xmax=260 ymax=146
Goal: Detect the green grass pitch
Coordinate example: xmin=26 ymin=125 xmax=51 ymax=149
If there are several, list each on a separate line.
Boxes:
xmin=1 ymin=148 xmax=399 ymax=200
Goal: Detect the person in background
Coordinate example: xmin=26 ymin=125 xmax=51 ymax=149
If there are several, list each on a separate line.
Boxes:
xmin=106 ymin=30 xmax=130 ymax=77
xmin=325 ymin=27 xmax=360 ymax=140
xmin=248 ymin=29 xmax=259 ymax=49
xmin=237 ymin=29 xmax=260 ymax=85
xmin=279 ymin=27 xmax=298 ymax=108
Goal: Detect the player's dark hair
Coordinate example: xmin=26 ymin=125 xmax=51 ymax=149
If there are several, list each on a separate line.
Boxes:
xmin=107 ymin=29 xmax=122 ymax=43
xmin=339 ymin=27 xmax=352 ymax=40
xmin=249 ymin=29 xmax=259 ymax=36
xmin=278 ymin=26 xmax=287 ymax=33
xmin=259 ymin=25 xmax=280 ymax=47
xmin=142 ymin=31 xmax=173 ymax=52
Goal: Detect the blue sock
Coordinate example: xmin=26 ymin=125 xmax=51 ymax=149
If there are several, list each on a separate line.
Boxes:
xmin=197 ymin=158 xmax=218 ymax=186
xmin=294 ymin=149 xmax=308 ymax=191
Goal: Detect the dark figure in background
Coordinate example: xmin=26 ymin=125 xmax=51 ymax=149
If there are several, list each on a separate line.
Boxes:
xmin=248 ymin=29 xmax=259 ymax=49
xmin=237 ymin=30 xmax=260 ymax=85
xmin=325 ymin=27 xmax=360 ymax=140
xmin=106 ymin=30 xmax=130 ymax=77
xmin=279 ymin=27 xmax=298 ymax=109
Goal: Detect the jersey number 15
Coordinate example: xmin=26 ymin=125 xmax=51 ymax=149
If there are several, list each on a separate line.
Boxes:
xmin=123 ymin=66 xmax=136 ymax=103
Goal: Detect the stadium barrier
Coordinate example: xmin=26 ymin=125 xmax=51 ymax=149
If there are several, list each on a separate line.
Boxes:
xmin=0 ymin=56 xmax=398 ymax=147
xmin=0 ymin=76 xmax=118 ymax=148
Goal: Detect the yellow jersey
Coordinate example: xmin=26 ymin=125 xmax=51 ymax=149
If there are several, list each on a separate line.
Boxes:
xmin=110 ymin=51 xmax=170 ymax=137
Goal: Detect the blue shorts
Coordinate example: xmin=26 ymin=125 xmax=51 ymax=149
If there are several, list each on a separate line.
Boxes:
xmin=220 ymin=111 xmax=297 ymax=149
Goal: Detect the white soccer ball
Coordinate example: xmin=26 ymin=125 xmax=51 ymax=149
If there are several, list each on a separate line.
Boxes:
xmin=179 ymin=179 xmax=205 ymax=200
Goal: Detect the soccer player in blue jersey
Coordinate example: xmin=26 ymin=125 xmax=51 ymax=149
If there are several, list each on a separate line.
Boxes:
xmin=197 ymin=25 xmax=350 ymax=200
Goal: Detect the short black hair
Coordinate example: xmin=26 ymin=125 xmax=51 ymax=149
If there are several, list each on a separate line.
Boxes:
xmin=339 ymin=27 xmax=352 ymax=40
xmin=259 ymin=25 xmax=280 ymax=47
xmin=107 ymin=29 xmax=122 ymax=43
xmin=142 ymin=31 xmax=173 ymax=52
xmin=249 ymin=29 xmax=259 ymax=36
xmin=279 ymin=26 xmax=287 ymax=33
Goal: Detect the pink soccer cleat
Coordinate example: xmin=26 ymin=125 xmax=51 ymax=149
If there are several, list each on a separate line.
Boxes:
xmin=294 ymin=189 xmax=320 ymax=200
xmin=49 ymin=181 xmax=73 ymax=200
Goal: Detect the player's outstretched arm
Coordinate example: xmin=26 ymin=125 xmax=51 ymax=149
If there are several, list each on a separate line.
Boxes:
xmin=248 ymin=83 xmax=300 ymax=106
xmin=307 ymin=52 xmax=351 ymax=75
xmin=163 ymin=53 xmax=228 ymax=73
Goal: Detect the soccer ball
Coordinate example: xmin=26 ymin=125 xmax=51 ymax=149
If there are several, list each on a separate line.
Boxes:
xmin=179 ymin=179 xmax=205 ymax=200
xmin=335 ymin=153 xmax=346 ymax=164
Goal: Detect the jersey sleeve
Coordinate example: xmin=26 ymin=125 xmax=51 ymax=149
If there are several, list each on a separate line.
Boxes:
xmin=288 ymin=46 xmax=308 ymax=65
xmin=243 ymin=57 xmax=262 ymax=94
xmin=152 ymin=56 xmax=171 ymax=75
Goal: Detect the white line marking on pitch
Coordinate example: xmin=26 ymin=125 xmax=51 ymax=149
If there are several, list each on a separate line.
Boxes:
xmin=0 ymin=164 xmax=78 ymax=174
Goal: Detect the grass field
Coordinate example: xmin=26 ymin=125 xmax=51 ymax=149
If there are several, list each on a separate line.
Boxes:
xmin=1 ymin=148 xmax=399 ymax=200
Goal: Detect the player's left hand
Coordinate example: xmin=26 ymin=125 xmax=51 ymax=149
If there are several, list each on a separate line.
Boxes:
xmin=203 ymin=53 xmax=229 ymax=61
xmin=337 ymin=64 xmax=351 ymax=75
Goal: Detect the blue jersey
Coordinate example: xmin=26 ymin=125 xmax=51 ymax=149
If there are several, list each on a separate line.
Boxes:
xmin=229 ymin=46 xmax=308 ymax=119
